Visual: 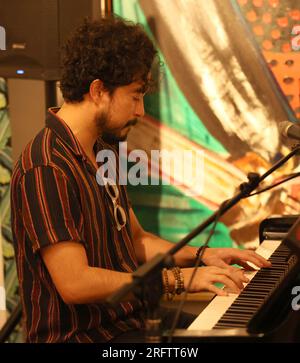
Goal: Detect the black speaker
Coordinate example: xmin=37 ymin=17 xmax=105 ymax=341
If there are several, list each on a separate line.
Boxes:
xmin=0 ymin=0 xmax=104 ymax=80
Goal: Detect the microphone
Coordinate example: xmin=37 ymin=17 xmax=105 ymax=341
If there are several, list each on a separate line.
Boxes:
xmin=279 ymin=121 xmax=300 ymax=141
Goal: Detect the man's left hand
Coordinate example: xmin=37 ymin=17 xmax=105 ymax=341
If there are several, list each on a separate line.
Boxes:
xmin=201 ymin=248 xmax=272 ymax=270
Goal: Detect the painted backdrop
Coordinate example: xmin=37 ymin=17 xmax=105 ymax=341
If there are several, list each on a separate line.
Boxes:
xmin=114 ymin=0 xmax=300 ymax=248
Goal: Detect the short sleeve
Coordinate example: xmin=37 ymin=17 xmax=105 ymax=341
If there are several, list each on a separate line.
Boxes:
xmin=20 ymin=166 xmax=84 ymax=253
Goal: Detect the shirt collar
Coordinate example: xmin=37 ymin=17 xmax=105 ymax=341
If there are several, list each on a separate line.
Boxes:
xmin=46 ymin=107 xmax=85 ymax=158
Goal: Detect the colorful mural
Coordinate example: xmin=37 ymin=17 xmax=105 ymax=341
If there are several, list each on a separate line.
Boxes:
xmin=114 ymin=0 xmax=300 ymax=248
xmin=238 ymin=0 xmax=300 ymax=118
xmin=0 ymin=78 xmax=22 ymax=341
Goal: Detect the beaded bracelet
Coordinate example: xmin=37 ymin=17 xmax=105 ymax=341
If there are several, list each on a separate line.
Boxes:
xmin=171 ymin=267 xmax=184 ymax=295
xmin=162 ymin=268 xmax=174 ymax=301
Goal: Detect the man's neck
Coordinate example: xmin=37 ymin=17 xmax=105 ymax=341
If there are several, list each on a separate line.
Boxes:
xmin=56 ymin=102 xmax=98 ymax=158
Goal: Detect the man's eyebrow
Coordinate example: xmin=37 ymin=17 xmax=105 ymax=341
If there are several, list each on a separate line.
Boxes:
xmin=133 ymin=85 xmax=148 ymax=93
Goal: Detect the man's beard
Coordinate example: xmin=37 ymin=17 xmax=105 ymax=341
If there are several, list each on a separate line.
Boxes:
xmin=101 ymin=131 xmax=127 ymax=145
xmin=98 ymin=115 xmax=138 ymax=145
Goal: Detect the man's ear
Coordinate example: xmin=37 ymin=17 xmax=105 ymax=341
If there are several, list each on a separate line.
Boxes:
xmin=89 ymin=79 xmax=105 ymax=103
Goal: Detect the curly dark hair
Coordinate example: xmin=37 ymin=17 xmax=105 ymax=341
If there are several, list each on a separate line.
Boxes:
xmin=60 ymin=16 xmax=159 ymax=102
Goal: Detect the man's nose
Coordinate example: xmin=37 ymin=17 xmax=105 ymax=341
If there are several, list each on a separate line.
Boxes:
xmin=135 ymin=99 xmax=145 ymax=118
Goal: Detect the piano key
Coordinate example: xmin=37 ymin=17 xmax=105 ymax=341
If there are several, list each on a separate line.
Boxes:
xmin=224 ymin=316 xmax=256 ymax=322
xmin=233 ymin=298 xmax=263 ymax=304
xmin=225 ymin=309 xmax=257 ymax=315
xmin=221 ymin=319 xmax=252 ymax=325
xmin=225 ymin=308 xmax=257 ymax=315
xmin=227 ymin=303 xmax=258 ymax=308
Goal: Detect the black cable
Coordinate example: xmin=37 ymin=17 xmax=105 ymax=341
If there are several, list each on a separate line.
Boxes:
xmin=247 ymin=172 xmax=300 ymax=197
xmin=167 ymin=200 xmax=228 ymax=342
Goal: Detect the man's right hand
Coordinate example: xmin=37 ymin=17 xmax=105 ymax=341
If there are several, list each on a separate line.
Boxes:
xmin=180 ymin=266 xmax=249 ymax=296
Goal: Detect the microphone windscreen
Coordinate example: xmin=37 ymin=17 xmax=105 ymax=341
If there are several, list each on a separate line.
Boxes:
xmin=278 ymin=121 xmax=292 ymax=137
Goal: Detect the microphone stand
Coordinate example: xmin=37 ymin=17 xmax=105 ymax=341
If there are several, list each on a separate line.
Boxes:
xmin=107 ymin=144 xmax=300 ymax=343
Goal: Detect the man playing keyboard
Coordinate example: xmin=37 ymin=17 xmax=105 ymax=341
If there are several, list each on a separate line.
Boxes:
xmin=10 ymin=16 xmax=271 ymax=343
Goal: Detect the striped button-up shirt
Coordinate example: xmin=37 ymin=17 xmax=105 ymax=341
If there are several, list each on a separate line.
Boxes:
xmin=11 ymin=108 xmax=143 ymax=342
